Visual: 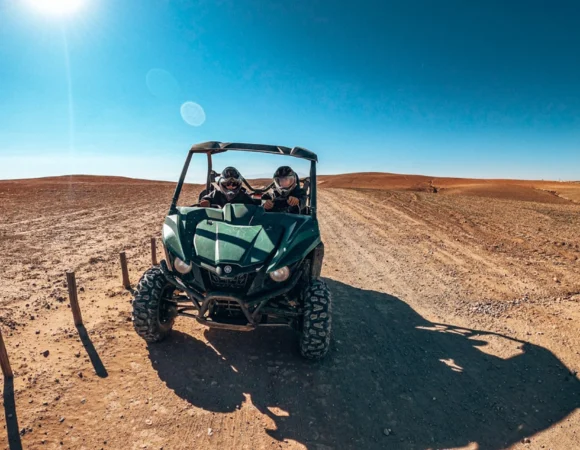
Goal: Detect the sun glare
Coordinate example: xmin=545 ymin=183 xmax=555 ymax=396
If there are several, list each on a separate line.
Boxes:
xmin=26 ymin=0 xmax=84 ymax=16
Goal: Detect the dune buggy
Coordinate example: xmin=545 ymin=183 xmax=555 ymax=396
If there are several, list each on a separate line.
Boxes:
xmin=132 ymin=142 xmax=332 ymax=359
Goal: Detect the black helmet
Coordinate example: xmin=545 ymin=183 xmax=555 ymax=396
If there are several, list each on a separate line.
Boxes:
xmin=273 ymin=166 xmax=297 ymax=197
xmin=218 ymin=166 xmax=242 ymax=201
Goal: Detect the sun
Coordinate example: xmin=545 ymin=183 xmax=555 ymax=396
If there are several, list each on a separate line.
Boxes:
xmin=25 ymin=0 xmax=84 ymax=16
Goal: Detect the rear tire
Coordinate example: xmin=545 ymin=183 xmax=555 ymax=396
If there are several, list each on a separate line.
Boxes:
xmin=299 ymin=279 xmax=332 ymax=360
xmin=132 ymin=267 xmax=177 ymax=343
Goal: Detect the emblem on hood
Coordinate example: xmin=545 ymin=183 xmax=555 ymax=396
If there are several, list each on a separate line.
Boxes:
xmin=224 ymin=265 xmax=232 ymax=274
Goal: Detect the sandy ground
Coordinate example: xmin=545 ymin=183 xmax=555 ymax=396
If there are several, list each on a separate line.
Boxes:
xmin=0 ymin=176 xmax=579 ymax=450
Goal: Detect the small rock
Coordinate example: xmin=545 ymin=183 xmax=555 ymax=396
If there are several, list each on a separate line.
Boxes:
xmin=59 ymin=417 xmax=65 ymax=423
xmin=207 ymin=427 xmax=213 ymax=436
xmin=522 ymin=437 xmax=531 ymax=444
xmin=41 ymin=350 xmax=49 ymax=357
xmin=80 ymin=398 xmax=86 ymax=404
xmin=35 ymin=330 xmax=40 ymax=335
xmin=77 ymin=372 xmax=83 ymax=379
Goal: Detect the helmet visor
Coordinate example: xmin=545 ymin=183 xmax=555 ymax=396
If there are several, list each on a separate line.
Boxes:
xmin=275 ymin=176 xmax=295 ymax=189
xmin=220 ymin=177 xmax=241 ymax=190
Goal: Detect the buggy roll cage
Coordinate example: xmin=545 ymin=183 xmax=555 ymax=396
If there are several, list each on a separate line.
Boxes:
xmin=169 ymin=141 xmax=318 ymax=219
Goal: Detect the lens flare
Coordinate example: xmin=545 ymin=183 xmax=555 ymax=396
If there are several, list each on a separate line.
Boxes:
xmin=180 ymin=102 xmax=206 ymax=127
xmin=25 ymin=0 xmax=84 ymax=16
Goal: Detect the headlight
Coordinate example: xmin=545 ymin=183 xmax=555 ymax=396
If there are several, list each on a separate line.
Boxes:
xmin=173 ymin=257 xmax=192 ymax=274
xmin=269 ymin=266 xmax=290 ymax=283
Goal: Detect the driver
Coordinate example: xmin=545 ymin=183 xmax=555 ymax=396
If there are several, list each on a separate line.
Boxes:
xmin=199 ymin=167 xmax=257 ymax=207
xmin=262 ymin=166 xmax=306 ymax=214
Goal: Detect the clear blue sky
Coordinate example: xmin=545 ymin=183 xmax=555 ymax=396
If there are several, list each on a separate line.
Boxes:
xmin=1 ymin=0 xmax=579 ymax=181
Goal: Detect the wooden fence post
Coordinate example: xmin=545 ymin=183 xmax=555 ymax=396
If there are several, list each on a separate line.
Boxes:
xmin=120 ymin=251 xmax=131 ymax=289
xmin=0 ymin=327 xmax=13 ymax=379
xmin=151 ymin=237 xmax=158 ymax=266
xmin=66 ymin=271 xmax=83 ymax=326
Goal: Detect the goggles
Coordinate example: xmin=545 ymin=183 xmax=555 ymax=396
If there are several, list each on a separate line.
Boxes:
xmin=275 ymin=176 xmax=295 ymax=189
xmin=220 ymin=177 xmax=241 ymax=188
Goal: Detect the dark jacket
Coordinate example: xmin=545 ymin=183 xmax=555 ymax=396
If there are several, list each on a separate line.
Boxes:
xmin=261 ymin=185 xmax=306 ymax=214
xmin=202 ymin=189 xmax=258 ymax=208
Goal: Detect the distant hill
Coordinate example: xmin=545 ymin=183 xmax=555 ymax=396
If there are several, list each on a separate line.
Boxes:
xmin=2 ymin=173 xmax=579 ymax=204
xmin=318 ymin=172 xmax=580 ymax=204
xmin=0 ymin=175 xmax=174 ymax=185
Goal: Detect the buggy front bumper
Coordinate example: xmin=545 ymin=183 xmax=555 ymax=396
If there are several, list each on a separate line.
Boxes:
xmin=160 ymin=260 xmax=302 ymax=331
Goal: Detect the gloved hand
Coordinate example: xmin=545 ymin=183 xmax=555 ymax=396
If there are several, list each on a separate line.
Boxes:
xmin=199 ymin=200 xmax=210 ymax=207
xmin=263 ymin=200 xmax=274 ymax=210
xmin=287 ymin=196 xmax=299 ymax=207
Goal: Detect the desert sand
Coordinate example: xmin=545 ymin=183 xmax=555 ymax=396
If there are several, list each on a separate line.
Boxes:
xmin=0 ymin=174 xmax=579 ymax=449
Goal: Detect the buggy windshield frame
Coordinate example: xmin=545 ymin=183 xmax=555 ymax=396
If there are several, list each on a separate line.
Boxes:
xmin=169 ymin=142 xmax=318 ymax=219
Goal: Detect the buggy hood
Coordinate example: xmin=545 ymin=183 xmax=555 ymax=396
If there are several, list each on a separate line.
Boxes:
xmin=163 ymin=204 xmax=320 ymax=272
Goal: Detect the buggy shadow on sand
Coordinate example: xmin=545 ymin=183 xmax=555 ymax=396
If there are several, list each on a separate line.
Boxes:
xmin=148 ymin=280 xmax=580 ymax=450
xmin=132 ymin=142 xmax=331 ymax=359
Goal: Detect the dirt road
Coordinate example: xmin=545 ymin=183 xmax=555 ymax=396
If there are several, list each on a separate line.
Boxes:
xmin=0 ymin=178 xmax=579 ymax=449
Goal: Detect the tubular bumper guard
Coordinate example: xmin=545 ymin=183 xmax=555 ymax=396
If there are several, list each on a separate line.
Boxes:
xmin=160 ymin=261 xmax=302 ymax=331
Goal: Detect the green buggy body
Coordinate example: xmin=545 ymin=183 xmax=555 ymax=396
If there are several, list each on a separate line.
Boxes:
xmin=132 ymin=142 xmax=332 ymax=359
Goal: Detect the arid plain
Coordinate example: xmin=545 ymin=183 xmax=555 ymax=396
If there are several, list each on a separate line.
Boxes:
xmin=0 ymin=174 xmax=579 ymax=449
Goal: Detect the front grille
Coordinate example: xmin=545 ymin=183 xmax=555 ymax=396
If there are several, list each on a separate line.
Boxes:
xmin=214 ymin=298 xmax=242 ymax=314
xmin=204 ymin=270 xmax=254 ymax=292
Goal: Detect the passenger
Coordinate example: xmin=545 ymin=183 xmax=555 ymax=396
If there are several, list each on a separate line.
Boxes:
xmin=199 ymin=167 xmax=257 ymax=208
xmin=262 ymin=166 xmax=306 ymax=214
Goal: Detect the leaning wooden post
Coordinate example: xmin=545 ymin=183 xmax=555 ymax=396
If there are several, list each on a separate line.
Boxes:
xmin=120 ymin=251 xmax=131 ymax=289
xmin=0 ymin=327 xmax=13 ymax=379
xmin=151 ymin=237 xmax=158 ymax=266
xmin=66 ymin=271 xmax=83 ymax=326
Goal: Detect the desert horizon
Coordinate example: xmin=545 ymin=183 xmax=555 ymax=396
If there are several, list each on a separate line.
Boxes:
xmin=3 ymin=171 xmax=579 ymax=184
xmin=4 ymin=171 xmax=579 ymax=203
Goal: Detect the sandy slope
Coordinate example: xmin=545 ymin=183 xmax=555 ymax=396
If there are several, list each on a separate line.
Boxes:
xmin=0 ymin=177 xmax=579 ymax=449
xmin=319 ymin=172 xmax=580 ymax=204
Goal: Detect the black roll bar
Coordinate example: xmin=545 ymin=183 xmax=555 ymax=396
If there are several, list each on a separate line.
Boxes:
xmin=169 ymin=144 xmax=319 ymax=216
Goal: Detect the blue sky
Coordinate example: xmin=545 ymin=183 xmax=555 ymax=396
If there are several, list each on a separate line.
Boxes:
xmin=1 ymin=0 xmax=579 ymax=181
